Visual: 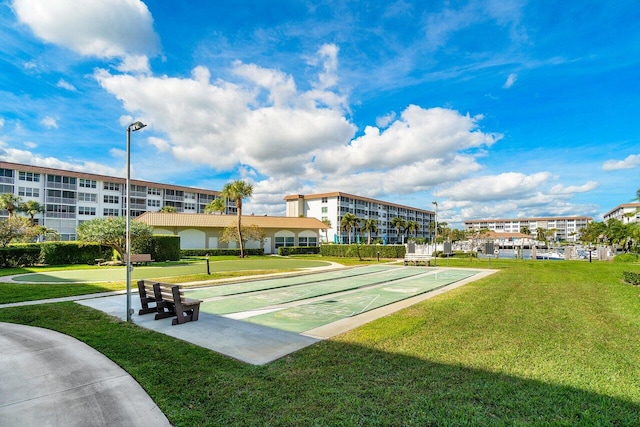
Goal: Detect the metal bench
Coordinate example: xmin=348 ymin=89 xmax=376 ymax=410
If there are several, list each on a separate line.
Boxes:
xmin=404 ymin=253 xmax=432 ymax=266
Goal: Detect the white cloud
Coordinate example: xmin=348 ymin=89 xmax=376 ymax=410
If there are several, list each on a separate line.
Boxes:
xmin=434 ymin=172 xmax=552 ymax=202
xmin=0 ymin=143 xmax=121 ymax=176
xmin=12 ymin=0 xmax=159 ymax=67
xmin=503 ymin=73 xmax=517 ymax=89
xmin=375 ymin=112 xmax=396 ymax=129
xmin=56 ymin=79 xmax=76 ymax=91
xmin=40 ymin=116 xmax=58 ymax=129
xmin=602 ymin=154 xmax=640 ymax=171
xmin=116 ymin=55 xmax=151 ymax=74
xmin=0 ymin=118 xmax=4 ymax=129
xmin=549 ymin=181 xmax=598 ymax=195
xmin=23 ymin=141 xmax=37 ymax=149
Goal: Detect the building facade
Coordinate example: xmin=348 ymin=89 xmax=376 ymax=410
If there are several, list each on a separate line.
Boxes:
xmin=603 ymin=203 xmax=640 ymax=224
xmin=464 ymin=216 xmax=592 ymax=242
xmin=136 ymin=212 xmax=328 ymax=253
xmin=0 ymin=161 xmax=226 ymax=241
xmin=284 ymin=192 xmax=435 ymax=244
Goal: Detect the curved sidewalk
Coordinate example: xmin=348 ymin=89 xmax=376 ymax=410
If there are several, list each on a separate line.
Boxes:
xmin=0 ymin=322 xmax=171 ymax=427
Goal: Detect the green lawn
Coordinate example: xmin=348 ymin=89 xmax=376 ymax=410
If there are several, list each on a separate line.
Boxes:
xmin=0 ymin=259 xmax=639 ymax=425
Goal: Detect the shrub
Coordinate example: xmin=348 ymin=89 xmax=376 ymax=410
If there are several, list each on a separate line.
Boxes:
xmin=278 ymin=246 xmax=321 ymax=256
xmin=614 ymin=253 xmax=639 ymax=263
xmin=0 ymin=245 xmax=41 ymax=267
xmin=320 ymin=244 xmax=406 ymax=258
xmin=180 ymin=248 xmax=264 ymax=257
xmin=623 ymin=271 xmax=640 ymax=286
xmin=133 ymin=235 xmax=181 ymax=262
xmin=40 ymin=242 xmax=112 ymax=265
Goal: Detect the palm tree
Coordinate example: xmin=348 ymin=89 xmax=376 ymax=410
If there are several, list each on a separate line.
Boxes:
xmin=220 ymin=180 xmax=253 ymax=258
xmin=0 ymin=193 xmax=22 ymax=217
xmin=405 ymin=220 xmax=420 ymax=239
xmin=158 ymin=205 xmax=177 ymax=213
xmin=340 ymin=213 xmax=360 ymax=244
xmin=321 ymin=218 xmax=332 ymax=243
xmin=361 ymin=218 xmax=378 ymax=244
xmin=204 ymin=197 xmax=226 ymax=214
xmin=18 ymin=200 xmax=43 ymax=224
xmin=520 ymin=226 xmax=531 ymax=235
xmin=390 ymin=217 xmax=406 ymax=244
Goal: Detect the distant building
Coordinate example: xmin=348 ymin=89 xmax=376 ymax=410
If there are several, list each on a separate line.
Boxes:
xmin=136 ymin=212 xmax=328 ymax=253
xmin=284 ymin=192 xmax=435 ymax=244
xmin=464 ymin=216 xmax=592 ymax=242
xmin=0 ymin=161 xmax=225 ymax=241
xmin=603 ymin=203 xmax=640 ymax=224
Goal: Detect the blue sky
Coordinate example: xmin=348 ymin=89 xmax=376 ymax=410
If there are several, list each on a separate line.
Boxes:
xmin=1 ymin=0 xmax=639 ymax=226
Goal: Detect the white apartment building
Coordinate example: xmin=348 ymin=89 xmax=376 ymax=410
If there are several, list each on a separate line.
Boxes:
xmin=603 ymin=203 xmax=640 ymax=224
xmin=0 ymin=161 xmax=225 ymax=241
xmin=284 ymin=192 xmax=435 ymax=244
xmin=464 ymin=216 xmax=592 ymax=242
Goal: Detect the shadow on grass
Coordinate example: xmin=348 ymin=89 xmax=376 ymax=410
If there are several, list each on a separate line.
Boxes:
xmin=0 ymin=303 xmax=637 ymax=426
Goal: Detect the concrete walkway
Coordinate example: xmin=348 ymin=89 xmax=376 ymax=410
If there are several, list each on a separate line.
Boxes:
xmin=0 ymin=322 xmax=171 ymax=427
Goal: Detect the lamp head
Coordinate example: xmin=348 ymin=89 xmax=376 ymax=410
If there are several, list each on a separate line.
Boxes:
xmin=129 ymin=121 xmax=147 ymax=131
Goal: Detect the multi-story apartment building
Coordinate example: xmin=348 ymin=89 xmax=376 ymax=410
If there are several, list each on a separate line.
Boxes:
xmin=0 ymin=161 xmax=225 ymax=241
xmin=284 ymin=192 xmax=435 ymax=244
xmin=463 ymin=216 xmax=592 ymax=242
xmin=603 ymin=203 xmax=640 ymax=224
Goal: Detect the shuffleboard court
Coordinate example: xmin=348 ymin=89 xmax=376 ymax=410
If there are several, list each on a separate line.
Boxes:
xmin=244 ymin=269 xmax=477 ymax=332
xmin=186 ymin=264 xmax=392 ymax=299
xmin=198 ymin=266 xmax=430 ymax=315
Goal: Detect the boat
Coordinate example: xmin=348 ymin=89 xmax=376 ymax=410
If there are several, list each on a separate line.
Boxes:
xmin=536 ymin=251 xmax=564 ymax=260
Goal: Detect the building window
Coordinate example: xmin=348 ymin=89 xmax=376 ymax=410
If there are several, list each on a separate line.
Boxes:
xmin=103 ymin=182 xmax=120 ymax=191
xmin=275 ymin=236 xmax=295 ymax=248
xmin=103 ymin=208 xmax=119 ymax=216
xmin=18 ymin=187 xmax=39 ymax=197
xmin=147 ymin=199 xmax=161 ymax=207
xmin=18 ymin=171 xmax=40 ymax=182
xmin=148 ymin=187 xmax=161 ymax=196
xmin=321 ymin=207 xmax=328 ymax=213
xmin=78 ymin=192 xmax=97 ymax=202
xmin=103 ymin=195 xmax=119 ymax=204
xmin=321 ymin=197 xmax=328 ymax=203
xmin=184 ymin=202 xmax=196 ymax=210
xmin=79 ymin=178 xmax=97 ymax=188
xmin=299 ymin=237 xmax=318 ymax=247
xmin=78 ymin=206 xmax=96 ymax=216
xmin=47 ymin=175 xmax=76 ymax=185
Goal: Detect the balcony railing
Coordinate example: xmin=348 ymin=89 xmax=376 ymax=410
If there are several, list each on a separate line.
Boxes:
xmin=46 ymin=182 xmax=77 ymax=190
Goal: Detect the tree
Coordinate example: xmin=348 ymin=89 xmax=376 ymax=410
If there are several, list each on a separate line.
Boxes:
xmin=340 ymin=212 xmax=361 ymax=244
xmin=321 ymin=218 xmax=332 ymax=243
xmin=390 ymin=217 xmax=406 ymax=244
xmin=219 ymin=180 xmax=253 ymax=258
xmin=405 ymin=220 xmax=420 ymax=239
xmin=76 ymin=217 xmax=153 ymax=259
xmin=361 ymin=218 xmax=378 ymax=244
xmin=158 ymin=205 xmax=177 ymax=213
xmin=520 ymin=226 xmax=531 ymax=235
xmin=220 ymin=224 xmax=265 ymax=251
xmin=0 ymin=193 xmax=22 ymax=217
xmin=34 ymin=225 xmax=59 ymax=242
xmin=0 ymin=216 xmax=38 ymax=246
xmin=18 ymin=200 xmax=44 ymax=224
xmin=204 ymin=197 xmax=226 ymax=215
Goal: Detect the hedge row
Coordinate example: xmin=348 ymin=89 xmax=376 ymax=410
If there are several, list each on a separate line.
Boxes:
xmin=0 ymin=246 xmax=41 ymax=268
xmin=320 ymin=244 xmax=406 ymax=258
xmin=134 ymin=235 xmax=181 ymax=262
xmin=277 ymin=246 xmax=321 ymax=256
xmin=623 ymin=271 xmax=640 ymax=286
xmin=6 ymin=242 xmax=112 ymax=266
xmin=180 ymin=248 xmax=265 ymax=257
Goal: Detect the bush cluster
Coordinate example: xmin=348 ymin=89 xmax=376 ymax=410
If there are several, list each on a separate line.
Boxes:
xmin=133 ymin=235 xmax=181 ymax=262
xmin=614 ymin=253 xmax=639 ymax=263
xmin=180 ymin=248 xmax=264 ymax=257
xmin=320 ymin=244 xmax=406 ymax=258
xmin=38 ymin=242 xmax=112 ymax=265
xmin=0 ymin=245 xmax=41 ymax=267
xmin=277 ymin=246 xmax=321 ymax=256
xmin=623 ymin=271 xmax=640 ymax=286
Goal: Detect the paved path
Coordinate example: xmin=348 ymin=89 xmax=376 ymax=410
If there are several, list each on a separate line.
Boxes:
xmin=0 ymin=322 xmax=171 ymax=427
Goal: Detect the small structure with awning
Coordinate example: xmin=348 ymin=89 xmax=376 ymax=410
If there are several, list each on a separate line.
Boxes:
xmin=135 ymin=212 xmax=329 ymax=254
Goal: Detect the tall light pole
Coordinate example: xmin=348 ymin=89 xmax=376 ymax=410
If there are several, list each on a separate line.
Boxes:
xmin=126 ymin=121 xmax=146 ymax=322
xmin=432 ymin=201 xmax=438 ymax=266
